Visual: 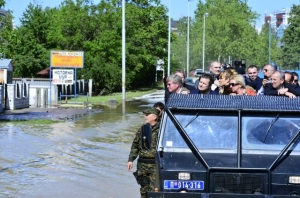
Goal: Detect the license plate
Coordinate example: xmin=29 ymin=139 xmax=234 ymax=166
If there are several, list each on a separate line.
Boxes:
xmin=164 ymin=180 xmax=204 ymax=190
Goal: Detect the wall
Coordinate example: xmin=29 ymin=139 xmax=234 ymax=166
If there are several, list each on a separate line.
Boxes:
xmin=29 ymin=86 xmax=52 ymax=107
xmin=6 ymin=83 xmax=30 ymax=110
xmin=13 ymin=78 xmax=93 ymax=107
xmin=0 ymin=85 xmax=3 ymax=112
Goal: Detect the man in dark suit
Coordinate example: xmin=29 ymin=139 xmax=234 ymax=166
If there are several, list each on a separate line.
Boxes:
xmin=264 ymin=70 xmax=300 ymax=98
xmin=164 ymin=70 xmax=195 ymax=103
xmin=190 ymin=74 xmax=218 ymax=95
xmin=291 ymin=72 xmax=299 ymax=86
xmin=257 ymin=64 xmax=277 ymax=95
xmin=245 ymin=65 xmax=263 ymax=92
xmin=284 ymin=71 xmax=294 ymax=84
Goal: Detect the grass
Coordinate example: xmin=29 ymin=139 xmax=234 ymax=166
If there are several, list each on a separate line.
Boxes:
xmin=67 ymin=86 xmax=163 ymax=104
xmin=7 ymin=119 xmax=62 ymax=124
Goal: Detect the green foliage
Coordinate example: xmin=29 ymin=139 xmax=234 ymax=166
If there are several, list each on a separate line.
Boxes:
xmin=280 ymin=4 xmax=300 ymax=69
xmin=0 ymin=0 xmax=5 ymax=7
xmin=171 ymin=0 xmax=282 ymax=72
xmin=5 ymin=0 xmax=294 ymax=92
xmin=12 ymin=3 xmax=53 ymax=77
xmin=254 ymin=22 xmax=279 ymax=67
xmin=7 ymin=0 xmax=168 ymax=93
xmin=194 ymin=0 xmax=259 ymax=69
xmin=170 ymin=17 xmax=189 ymax=73
xmin=0 ymin=4 xmax=16 ymax=59
xmin=7 ymin=119 xmax=61 ymax=124
xmin=69 ymin=88 xmax=158 ymax=103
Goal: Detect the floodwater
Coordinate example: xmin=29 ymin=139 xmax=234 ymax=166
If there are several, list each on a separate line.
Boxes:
xmin=0 ymin=101 xmax=156 ymax=198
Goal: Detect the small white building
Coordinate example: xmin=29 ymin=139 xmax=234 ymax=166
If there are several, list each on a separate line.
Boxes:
xmin=0 ymin=59 xmax=30 ymax=112
xmin=0 ymin=58 xmax=13 ymax=84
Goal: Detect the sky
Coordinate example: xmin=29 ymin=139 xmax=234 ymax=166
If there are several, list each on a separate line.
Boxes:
xmin=3 ymin=0 xmax=298 ymax=28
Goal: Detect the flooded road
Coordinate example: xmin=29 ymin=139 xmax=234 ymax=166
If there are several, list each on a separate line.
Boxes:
xmin=0 ymin=101 xmax=155 ymax=198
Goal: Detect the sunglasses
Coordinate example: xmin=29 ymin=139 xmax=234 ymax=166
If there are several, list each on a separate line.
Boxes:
xmin=229 ymin=83 xmax=239 ymax=87
xmin=263 ymin=69 xmax=269 ymax=72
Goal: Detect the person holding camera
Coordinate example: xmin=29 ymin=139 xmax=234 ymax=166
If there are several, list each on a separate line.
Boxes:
xmin=257 ymin=64 xmax=276 ymax=95
xmin=209 ymin=61 xmax=222 ymax=92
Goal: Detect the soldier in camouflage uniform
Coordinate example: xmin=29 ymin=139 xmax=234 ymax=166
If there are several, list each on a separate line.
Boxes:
xmin=127 ymin=107 xmax=160 ymax=198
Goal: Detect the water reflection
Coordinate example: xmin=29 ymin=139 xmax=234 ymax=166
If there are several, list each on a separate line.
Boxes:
xmin=0 ymin=100 xmax=155 ymax=198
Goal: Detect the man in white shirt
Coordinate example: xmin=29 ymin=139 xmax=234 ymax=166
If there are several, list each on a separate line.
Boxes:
xmin=209 ymin=61 xmax=222 ymax=91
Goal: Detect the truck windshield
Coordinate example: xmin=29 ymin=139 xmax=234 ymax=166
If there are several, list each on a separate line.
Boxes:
xmin=162 ymin=112 xmax=238 ymax=149
xmin=162 ymin=112 xmax=300 ymax=151
xmin=242 ymin=116 xmax=300 ymax=151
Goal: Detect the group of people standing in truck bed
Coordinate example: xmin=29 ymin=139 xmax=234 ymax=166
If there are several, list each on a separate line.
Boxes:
xmin=127 ymin=60 xmax=300 ymax=198
xmin=164 ymin=61 xmax=300 ymax=102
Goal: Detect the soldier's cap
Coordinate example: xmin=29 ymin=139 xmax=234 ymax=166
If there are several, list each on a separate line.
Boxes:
xmin=143 ymin=107 xmax=160 ymax=116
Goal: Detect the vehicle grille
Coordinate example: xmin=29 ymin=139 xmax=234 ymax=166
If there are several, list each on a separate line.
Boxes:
xmin=213 ymin=173 xmax=263 ymax=194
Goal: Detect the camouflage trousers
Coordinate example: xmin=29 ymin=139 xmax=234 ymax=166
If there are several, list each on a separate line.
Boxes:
xmin=137 ymin=162 xmax=156 ymax=198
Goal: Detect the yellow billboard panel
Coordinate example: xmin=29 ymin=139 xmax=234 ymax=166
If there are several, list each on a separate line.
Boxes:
xmin=50 ymin=50 xmax=84 ymax=68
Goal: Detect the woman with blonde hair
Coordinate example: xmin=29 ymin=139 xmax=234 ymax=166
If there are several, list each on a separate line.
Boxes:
xmin=218 ymin=69 xmax=238 ymax=95
xmin=229 ymin=74 xmax=257 ymax=96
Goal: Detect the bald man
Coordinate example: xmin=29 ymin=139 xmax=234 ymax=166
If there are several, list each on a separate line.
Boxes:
xmin=264 ymin=70 xmax=300 ymax=98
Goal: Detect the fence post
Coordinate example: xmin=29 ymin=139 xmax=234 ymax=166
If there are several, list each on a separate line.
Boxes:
xmin=89 ymin=79 xmax=93 ymax=97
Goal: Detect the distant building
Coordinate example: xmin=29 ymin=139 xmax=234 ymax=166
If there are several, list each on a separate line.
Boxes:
xmin=171 ymin=19 xmax=178 ymax=33
xmin=265 ymin=8 xmax=290 ymax=47
xmin=0 ymin=8 xmax=8 ymax=17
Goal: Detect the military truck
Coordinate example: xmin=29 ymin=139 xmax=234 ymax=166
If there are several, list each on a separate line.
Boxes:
xmin=148 ymin=94 xmax=300 ymax=198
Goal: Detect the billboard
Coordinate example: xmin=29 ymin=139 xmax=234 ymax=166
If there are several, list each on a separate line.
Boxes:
xmin=52 ymin=69 xmax=74 ymax=85
xmin=50 ymin=50 xmax=84 ymax=68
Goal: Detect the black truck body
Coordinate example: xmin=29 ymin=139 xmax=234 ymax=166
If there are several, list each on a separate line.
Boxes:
xmin=148 ymin=94 xmax=300 ymax=198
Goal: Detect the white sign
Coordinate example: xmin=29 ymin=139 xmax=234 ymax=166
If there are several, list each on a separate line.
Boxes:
xmin=156 ymin=65 xmax=164 ymax=71
xmin=157 ymin=59 xmax=164 ymax=65
xmin=52 ymin=69 xmax=74 ymax=84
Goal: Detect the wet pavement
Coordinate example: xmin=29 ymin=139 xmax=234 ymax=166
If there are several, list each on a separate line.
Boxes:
xmin=0 ymin=90 xmax=164 ymax=121
xmin=0 ymin=90 xmax=165 ymax=198
xmin=0 ymin=107 xmax=100 ymax=121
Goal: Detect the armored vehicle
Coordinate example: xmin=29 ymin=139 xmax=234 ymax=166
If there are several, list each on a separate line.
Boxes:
xmin=148 ymin=94 xmax=300 ymax=198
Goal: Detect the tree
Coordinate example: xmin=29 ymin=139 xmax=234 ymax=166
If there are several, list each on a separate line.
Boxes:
xmin=12 ymin=3 xmax=54 ymax=77
xmin=7 ymin=0 xmax=169 ymax=92
xmin=124 ymin=0 xmax=168 ymax=87
xmin=280 ymin=4 xmax=300 ymax=69
xmin=0 ymin=0 xmax=5 ymax=7
xmin=45 ymin=0 xmax=168 ymax=92
xmin=170 ymin=17 xmax=190 ymax=73
xmin=254 ymin=22 xmax=279 ymax=67
xmin=0 ymin=9 xmax=16 ymax=59
xmin=178 ymin=0 xmax=260 ymax=71
xmin=171 ymin=0 xmax=286 ymax=71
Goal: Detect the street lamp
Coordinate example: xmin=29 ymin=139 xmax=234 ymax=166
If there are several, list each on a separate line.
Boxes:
xmin=202 ymin=12 xmax=208 ymax=72
xmin=187 ymin=0 xmax=193 ymax=78
xmin=122 ymin=0 xmax=126 ymax=114
xmin=268 ymin=20 xmax=271 ymax=64
xmin=167 ymin=0 xmax=171 ymax=76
